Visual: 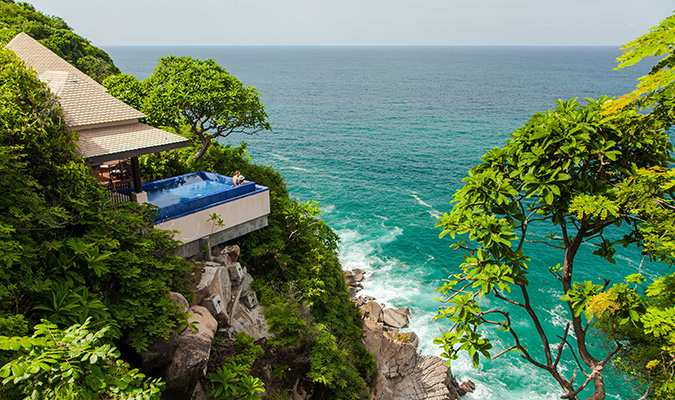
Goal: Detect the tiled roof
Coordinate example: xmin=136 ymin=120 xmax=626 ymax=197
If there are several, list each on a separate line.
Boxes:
xmin=6 ymin=33 xmax=146 ymax=128
xmin=6 ymin=32 xmax=104 ymax=92
xmin=40 ymin=71 xmax=144 ymax=128
xmin=78 ymin=122 xmax=190 ymax=164
xmin=4 ymin=32 xmax=190 ymax=160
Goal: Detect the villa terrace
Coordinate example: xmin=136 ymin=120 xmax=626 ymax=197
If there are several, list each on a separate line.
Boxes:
xmin=5 ymin=32 xmax=270 ymax=258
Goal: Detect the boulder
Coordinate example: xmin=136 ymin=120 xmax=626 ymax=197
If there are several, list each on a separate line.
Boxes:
xmin=140 ymin=330 xmax=179 ymax=373
xmin=361 ymin=302 xmax=466 ymax=400
xmin=360 ymin=301 xmax=383 ymax=323
xmin=229 ymin=262 xmax=245 ymax=286
xmin=161 ymin=306 xmax=217 ymax=400
xmin=343 ymin=270 xmax=357 ymax=286
xmin=169 ymin=292 xmax=189 ymax=313
xmin=201 ymin=294 xmax=229 ymax=326
xmin=397 ymin=307 xmax=411 ymax=317
xmin=458 ymin=380 xmax=476 ymax=396
xmin=216 ymin=244 xmax=240 ymax=265
xmin=383 ymin=308 xmax=409 ymax=329
xmin=241 ymin=290 xmax=258 ymax=309
xmin=191 ymin=382 xmax=207 ymax=400
xmin=352 ymin=269 xmax=365 ymax=282
xmin=230 ymin=302 xmax=271 ymax=341
xmin=391 ymin=355 xmax=456 ymax=400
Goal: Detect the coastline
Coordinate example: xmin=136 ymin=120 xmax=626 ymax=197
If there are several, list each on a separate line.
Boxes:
xmin=343 ymin=269 xmax=475 ymax=400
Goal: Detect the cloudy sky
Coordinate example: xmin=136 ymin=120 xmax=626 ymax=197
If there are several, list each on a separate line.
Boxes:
xmin=26 ymin=0 xmax=675 ymax=46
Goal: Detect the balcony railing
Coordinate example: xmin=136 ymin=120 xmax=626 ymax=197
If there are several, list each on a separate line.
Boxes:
xmin=104 ymin=179 xmax=132 ymax=204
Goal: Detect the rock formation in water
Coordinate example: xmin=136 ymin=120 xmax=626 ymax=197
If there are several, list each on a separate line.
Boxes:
xmin=345 ymin=269 xmax=475 ymax=400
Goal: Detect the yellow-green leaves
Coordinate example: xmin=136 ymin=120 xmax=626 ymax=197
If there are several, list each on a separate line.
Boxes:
xmin=569 ymin=194 xmax=620 ymax=221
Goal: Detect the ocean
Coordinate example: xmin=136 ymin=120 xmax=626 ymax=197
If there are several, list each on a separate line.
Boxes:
xmin=105 ymin=45 xmax=666 ymax=399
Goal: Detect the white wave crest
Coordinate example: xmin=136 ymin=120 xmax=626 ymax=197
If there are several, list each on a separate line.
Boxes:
xmin=411 ymin=192 xmax=442 ymax=219
xmin=270 ymin=153 xmax=290 ymax=162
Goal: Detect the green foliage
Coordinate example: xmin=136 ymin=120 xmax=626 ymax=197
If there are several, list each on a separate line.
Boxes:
xmin=0 ymin=318 xmax=163 ymax=400
xmin=605 ymin=13 xmax=675 ymax=123
xmin=33 ymin=276 xmax=117 ymax=335
xmin=0 ymin=1 xmax=119 ymax=82
xmin=308 ymin=324 xmax=368 ymax=398
xmin=0 ymin=46 xmax=194 ymax=358
xmin=262 ymin=285 xmax=314 ymax=350
xmin=435 ymin=95 xmax=671 ymax=399
xmin=588 ymin=168 xmax=675 ymax=399
xmin=206 ymin=333 xmax=265 ymax=400
xmin=104 ymin=55 xmax=271 ymax=160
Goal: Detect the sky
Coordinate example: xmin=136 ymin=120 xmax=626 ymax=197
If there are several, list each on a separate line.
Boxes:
xmin=25 ymin=0 xmax=675 ymax=46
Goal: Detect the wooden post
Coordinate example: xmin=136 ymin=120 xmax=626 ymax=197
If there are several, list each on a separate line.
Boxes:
xmin=131 ymin=157 xmax=142 ymax=193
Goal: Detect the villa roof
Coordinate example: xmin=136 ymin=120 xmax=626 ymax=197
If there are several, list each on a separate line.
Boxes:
xmin=78 ymin=122 xmax=190 ymax=164
xmin=40 ymin=70 xmax=144 ymax=128
xmin=4 ymin=32 xmax=189 ymax=161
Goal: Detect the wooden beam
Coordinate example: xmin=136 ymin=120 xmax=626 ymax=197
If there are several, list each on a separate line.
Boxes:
xmin=131 ymin=157 xmax=142 ymax=193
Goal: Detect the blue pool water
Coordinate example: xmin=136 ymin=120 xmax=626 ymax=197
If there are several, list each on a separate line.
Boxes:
xmin=145 ymin=171 xmax=233 ymax=208
xmin=143 ymin=171 xmax=259 ymax=222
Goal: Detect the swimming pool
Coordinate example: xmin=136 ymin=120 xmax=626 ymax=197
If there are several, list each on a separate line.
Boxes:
xmin=143 ymin=171 xmax=259 ymax=222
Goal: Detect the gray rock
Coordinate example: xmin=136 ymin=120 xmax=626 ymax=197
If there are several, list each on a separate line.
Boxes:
xmin=458 ymin=380 xmax=476 ymax=396
xmin=383 ymin=308 xmax=409 ymax=329
xmin=229 ymin=262 xmax=245 ymax=285
xmin=230 ymin=303 xmax=270 ymax=341
xmin=241 ymin=290 xmax=258 ymax=309
xmin=191 ymin=381 xmax=207 ymax=400
xmin=201 ymin=294 xmax=229 ymax=326
xmin=194 ymin=265 xmax=232 ymax=316
xmin=169 ymin=291 xmax=189 ymax=313
xmin=201 ymin=294 xmax=225 ymax=316
xmin=362 ymin=304 xmax=463 ymax=400
xmin=362 ymin=320 xmax=417 ymax=379
xmin=397 ymin=307 xmax=412 ymax=317
xmin=218 ymin=244 xmax=240 ymax=265
xmin=162 ymin=305 xmax=217 ymax=400
xmin=343 ymin=270 xmax=357 ymax=286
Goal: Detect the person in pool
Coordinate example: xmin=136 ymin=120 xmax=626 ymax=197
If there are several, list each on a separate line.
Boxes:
xmin=232 ymin=170 xmax=244 ymax=186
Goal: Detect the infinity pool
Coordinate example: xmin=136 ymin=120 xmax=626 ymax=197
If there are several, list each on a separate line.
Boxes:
xmin=143 ymin=171 xmax=257 ymax=222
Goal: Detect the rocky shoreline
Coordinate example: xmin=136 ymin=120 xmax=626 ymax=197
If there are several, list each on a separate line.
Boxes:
xmin=137 ymin=247 xmax=475 ymax=400
xmin=343 ymin=269 xmax=475 ymax=400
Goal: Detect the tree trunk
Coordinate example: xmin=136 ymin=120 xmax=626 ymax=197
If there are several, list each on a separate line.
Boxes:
xmin=192 ymin=137 xmax=210 ymax=161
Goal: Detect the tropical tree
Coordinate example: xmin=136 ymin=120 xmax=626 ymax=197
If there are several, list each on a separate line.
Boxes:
xmin=434 ymin=13 xmax=675 ymax=400
xmin=585 ymin=13 xmax=675 ymax=399
xmin=434 ymin=96 xmax=670 ymax=399
xmin=104 ymin=56 xmax=271 ymax=160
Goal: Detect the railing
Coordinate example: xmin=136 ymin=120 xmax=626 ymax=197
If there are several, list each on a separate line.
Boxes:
xmin=105 ymin=179 xmax=132 ymax=204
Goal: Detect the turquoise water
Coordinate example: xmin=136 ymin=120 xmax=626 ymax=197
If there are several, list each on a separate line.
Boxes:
xmin=106 ymin=46 xmax=669 ymax=399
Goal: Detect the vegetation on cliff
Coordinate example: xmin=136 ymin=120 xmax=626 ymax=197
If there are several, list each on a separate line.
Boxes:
xmin=0 ymin=0 xmax=119 ymax=82
xmin=0 ymin=45 xmax=193 ymax=398
xmin=0 ymin=2 xmax=376 ymax=398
